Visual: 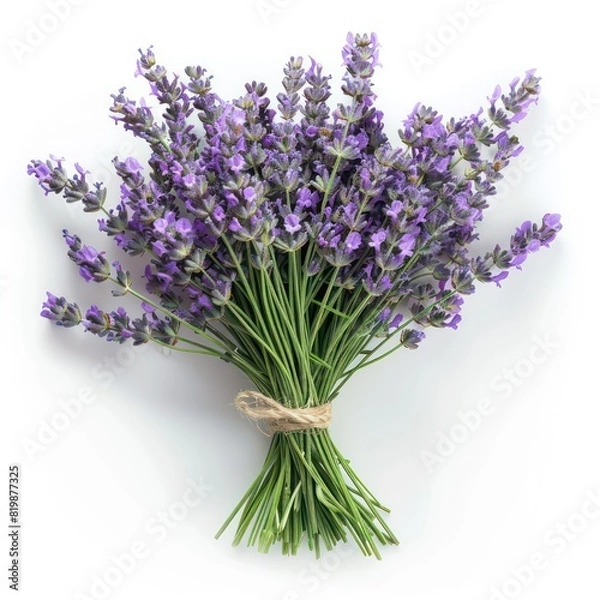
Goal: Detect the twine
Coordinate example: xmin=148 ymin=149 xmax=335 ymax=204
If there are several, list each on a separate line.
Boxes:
xmin=234 ymin=390 xmax=332 ymax=436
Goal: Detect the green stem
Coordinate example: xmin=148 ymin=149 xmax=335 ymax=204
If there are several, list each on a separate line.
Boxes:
xmin=217 ymin=429 xmax=398 ymax=559
xmin=330 ymin=291 xmax=457 ymax=399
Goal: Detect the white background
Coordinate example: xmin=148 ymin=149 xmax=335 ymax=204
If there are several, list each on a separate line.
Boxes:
xmin=1 ymin=1 xmax=598 ymax=599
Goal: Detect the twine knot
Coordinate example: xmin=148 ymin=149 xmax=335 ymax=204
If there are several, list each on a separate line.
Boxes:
xmin=234 ymin=391 xmax=332 ymax=436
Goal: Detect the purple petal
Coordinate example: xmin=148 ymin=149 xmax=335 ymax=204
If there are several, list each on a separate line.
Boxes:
xmin=284 ymin=214 xmax=301 ymax=234
xmin=345 ymin=231 xmax=361 ymax=251
xmin=491 ymin=271 xmax=509 ymax=287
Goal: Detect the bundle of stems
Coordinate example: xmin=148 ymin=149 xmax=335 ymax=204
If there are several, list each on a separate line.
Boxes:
xmin=29 ymin=33 xmax=561 ymax=557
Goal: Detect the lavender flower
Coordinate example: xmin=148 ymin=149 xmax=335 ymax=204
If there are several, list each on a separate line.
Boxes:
xmin=28 ymin=156 xmax=106 ymax=211
xmin=27 ymin=156 xmax=68 ymax=195
xmin=28 ymin=33 xmax=561 ymax=559
xmin=63 ymin=230 xmax=111 ymax=283
xmin=41 ymin=293 xmax=81 ymax=327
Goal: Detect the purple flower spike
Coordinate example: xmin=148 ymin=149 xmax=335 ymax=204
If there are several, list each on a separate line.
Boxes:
xmin=63 ymin=230 xmax=111 ymax=283
xmin=28 ymin=34 xmax=561 ymax=373
xmin=82 ymin=305 xmax=109 ymax=335
xmin=27 ymin=157 xmax=68 ymax=195
xmin=41 ymin=293 xmax=81 ymax=327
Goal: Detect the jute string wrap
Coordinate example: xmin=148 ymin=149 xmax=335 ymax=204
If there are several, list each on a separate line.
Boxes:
xmin=234 ymin=391 xmax=332 ymax=436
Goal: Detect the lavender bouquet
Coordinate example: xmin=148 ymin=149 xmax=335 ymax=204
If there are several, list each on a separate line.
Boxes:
xmin=28 ymin=33 xmax=561 ymax=558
